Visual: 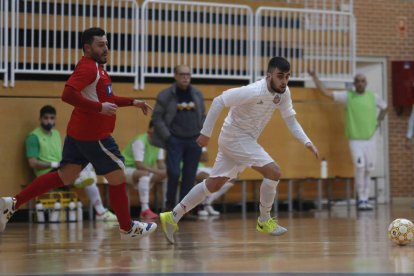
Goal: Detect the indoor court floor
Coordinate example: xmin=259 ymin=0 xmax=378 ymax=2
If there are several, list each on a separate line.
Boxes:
xmin=1 ymin=203 xmax=414 ymax=275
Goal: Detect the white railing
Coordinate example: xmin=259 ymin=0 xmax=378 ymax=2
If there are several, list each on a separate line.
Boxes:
xmin=286 ymin=0 xmax=353 ymax=13
xmin=0 ymin=0 xmax=9 ymax=87
xmin=140 ymin=0 xmax=254 ymax=89
xmin=255 ymin=7 xmax=355 ymax=82
xmin=10 ymin=0 xmax=141 ymax=88
xmin=2 ymin=0 xmax=356 ymax=89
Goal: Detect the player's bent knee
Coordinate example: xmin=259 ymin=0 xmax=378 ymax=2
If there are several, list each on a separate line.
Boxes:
xmin=205 ymin=177 xmax=228 ymax=192
xmin=59 ymin=173 xmax=81 ymax=186
xmin=264 ymin=168 xmax=281 ymax=181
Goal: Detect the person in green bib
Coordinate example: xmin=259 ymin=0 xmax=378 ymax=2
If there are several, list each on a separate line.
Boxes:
xmin=122 ymin=120 xmax=167 ymax=220
xmin=308 ymin=71 xmax=387 ymax=211
xmin=25 ymin=105 xmax=117 ymax=221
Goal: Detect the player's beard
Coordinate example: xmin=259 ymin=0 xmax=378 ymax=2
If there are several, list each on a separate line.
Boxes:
xmin=92 ymin=52 xmax=107 ymax=64
xmin=268 ymin=78 xmax=286 ymax=94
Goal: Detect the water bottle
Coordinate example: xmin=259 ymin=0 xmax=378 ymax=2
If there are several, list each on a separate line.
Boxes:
xmin=77 ymin=201 xmax=83 ymax=222
xmin=320 ymin=158 xmax=328 ymax=179
xmin=35 ymin=201 xmax=45 ymax=223
xmin=60 ymin=202 xmax=67 ymax=222
xmin=49 ymin=201 xmax=61 ymax=223
xmin=68 ymin=199 xmax=77 ymax=222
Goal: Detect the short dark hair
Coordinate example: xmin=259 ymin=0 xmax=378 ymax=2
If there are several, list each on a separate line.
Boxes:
xmin=267 ymin=57 xmax=290 ymax=73
xmin=81 ymin=27 xmax=106 ymax=51
xmin=40 ymin=105 xmax=56 ymax=118
xmin=148 ymin=120 xmax=154 ymax=129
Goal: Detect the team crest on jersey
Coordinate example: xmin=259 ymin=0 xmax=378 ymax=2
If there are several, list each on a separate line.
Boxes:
xmin=106 ymin=84 xmax=113 ymax=95
xmin=273 ymin=94 xmax=281 ymax=104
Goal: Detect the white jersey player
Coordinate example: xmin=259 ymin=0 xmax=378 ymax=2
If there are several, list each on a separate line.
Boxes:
xmin=160 ymin=57 xmax=319 ymax=244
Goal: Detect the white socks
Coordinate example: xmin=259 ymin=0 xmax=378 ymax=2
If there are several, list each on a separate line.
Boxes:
xmin=84 ymin=183 xmax=106 ymax=215
xmin=259 ymin=178 xmax=279 ymax=222
xmin=172 ymin=180 xmax=211 ymax=223
xmin=355 ymin=167 xmax=368 ymax=202
xmin=205 ymin=181 xmax=234 ymax=205
xmin=363 ymin=171 xmax=371 ymax=202
xmin=137 ymin=175 xmax=151 ymax=211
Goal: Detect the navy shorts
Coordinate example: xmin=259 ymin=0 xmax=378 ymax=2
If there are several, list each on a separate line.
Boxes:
xmin=61 ymin=135 xmax=125 ymax=175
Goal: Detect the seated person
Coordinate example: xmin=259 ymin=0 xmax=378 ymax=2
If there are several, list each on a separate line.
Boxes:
xmin=196 ymin=148 xmax=234 ymax=216
xmin=26 ymin=105 xmax=116 ymax=221
xmin=122 ymin=120 xmax=167 ymax=220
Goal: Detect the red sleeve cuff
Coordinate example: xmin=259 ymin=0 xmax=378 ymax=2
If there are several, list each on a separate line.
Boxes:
xmin=113 ymin=96 xmax=135 ymax=107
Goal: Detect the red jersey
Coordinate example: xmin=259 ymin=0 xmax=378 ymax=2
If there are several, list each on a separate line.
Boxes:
xmin=65 ymin=57 xmax=118 ymax=141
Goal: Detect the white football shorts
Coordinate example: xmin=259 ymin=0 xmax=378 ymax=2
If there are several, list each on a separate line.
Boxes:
xmin=197 ymin=166 xmax=212 ymax=175
xmin=209 ymin=135 xmax=274 ymax=179
xmin=349 ymin=137 xmax=376 ymax=171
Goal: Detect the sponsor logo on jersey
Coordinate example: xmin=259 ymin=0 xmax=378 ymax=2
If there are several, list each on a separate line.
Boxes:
xmin=106 ymin=84 xmax=113 ymax=95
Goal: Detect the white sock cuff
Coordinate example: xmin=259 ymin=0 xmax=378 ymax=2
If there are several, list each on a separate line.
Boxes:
xmin=138 ymin=175 xmax=151 ymax=186
xmin=140 ymin=175 xmax=151 ymax=181
xmin=262 ymin=178 xmax=279 ymax=189
xmin=201 ymin=180 xmax=212 ymax=196
xmin=223 ymin=182 xmax=234 ymax=188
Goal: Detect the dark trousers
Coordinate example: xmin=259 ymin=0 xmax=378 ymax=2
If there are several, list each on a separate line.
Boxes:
xmin=165 ymin=135 xmax=202 ymax=210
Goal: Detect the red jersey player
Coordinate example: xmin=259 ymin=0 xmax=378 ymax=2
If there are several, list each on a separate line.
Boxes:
xmin=0 ymin=27 xmax=157 ymax=239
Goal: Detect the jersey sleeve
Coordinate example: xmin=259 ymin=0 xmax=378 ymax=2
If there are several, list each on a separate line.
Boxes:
xmin=279 ymin=89 xmax=296 ymax=118
xmin=375 ymin=94 xmax=387 ymax=109
xmin=61 ymin=85 xmax=102 ymax=111
xmin=66 ymin=61 xmax=97 ymax=92
xmin=221 ymin=86 xmax=257 ymax=107
xmin=131 ymin=139 xmax=145 ymax=162
xmin=25 ymin=134 xmax=40 ymax=158
xmin=200 ymin=96 xmax=225 ymax=137
xmin=332 ymin=91 xmax=348 ymax=103
xmin=113 ymin=95 xmax=135 ymax=107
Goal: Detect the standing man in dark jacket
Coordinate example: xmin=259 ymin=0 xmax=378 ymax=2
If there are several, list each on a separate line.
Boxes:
xmin=151 ymin=65 xmax=206 ymax=211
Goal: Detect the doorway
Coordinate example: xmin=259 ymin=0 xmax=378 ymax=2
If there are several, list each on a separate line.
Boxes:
xmin=356 ymin=57 xmax=389 ymax=204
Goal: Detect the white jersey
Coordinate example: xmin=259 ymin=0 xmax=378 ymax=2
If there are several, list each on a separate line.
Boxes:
xmin=220 ymin=78 xmax=296 ymax=140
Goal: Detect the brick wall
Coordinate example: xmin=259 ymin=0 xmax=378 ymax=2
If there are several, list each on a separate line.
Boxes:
xmin=354 ymin=0 xmax=414 ymax=197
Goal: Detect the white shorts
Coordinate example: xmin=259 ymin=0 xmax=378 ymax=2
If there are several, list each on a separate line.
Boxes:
xmin=124 ymin=167 xmax=136 ymax=185
xmin=197 ymin=167 xmax=212 ymax=175
xmin=349 ymin=138 xmax=376 ymax=171
xmin=209 ymin=135 xmax=274 ymax=179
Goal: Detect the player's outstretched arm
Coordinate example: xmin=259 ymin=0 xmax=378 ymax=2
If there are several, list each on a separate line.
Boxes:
xmin=305 ymin=142 xmax=319 ymax=159
xmin=111 ymin=96 xmax=152 ymax=115
xmin=377 ymin=107 xmax=387 ymax=126
xmin=132 ymin=99 xmax=152 ymax=115
xmin=199 ymin=95 xmax=226 ymax=138
xmin=307 ymin=69 xmax=334 ymax=99
xmin=283 ymin=115 xmax=319 ymax=159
